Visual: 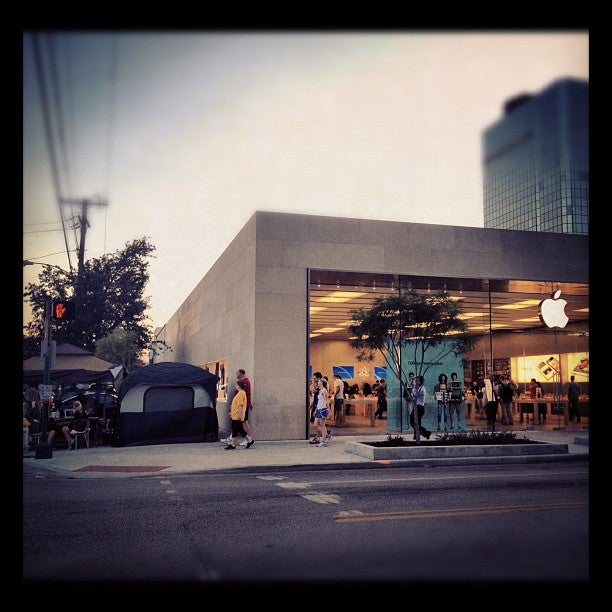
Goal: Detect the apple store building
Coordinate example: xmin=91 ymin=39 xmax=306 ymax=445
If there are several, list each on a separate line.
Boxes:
xmin=155 ymin=211 xmax=589 ymax=441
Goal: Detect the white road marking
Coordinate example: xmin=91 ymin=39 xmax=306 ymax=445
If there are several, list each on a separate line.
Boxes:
xmin=276 ymin=481 xmax=311 ymax=489
xmin=301 ymin=493 xmax=341 ymax=504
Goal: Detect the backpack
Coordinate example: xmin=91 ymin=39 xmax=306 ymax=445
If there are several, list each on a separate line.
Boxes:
xmin=501 ymin=382 xmax=514 ymax=402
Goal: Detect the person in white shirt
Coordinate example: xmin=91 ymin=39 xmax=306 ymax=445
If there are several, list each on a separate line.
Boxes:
xmin=332 ymin=373 xmax=345 ymax=427
xmin=409 ymin=375 xmax=432 ymax=440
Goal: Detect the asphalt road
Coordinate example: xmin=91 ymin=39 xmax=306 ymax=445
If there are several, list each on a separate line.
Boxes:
xmin=22 ymin=461 xmax=589 ymax=587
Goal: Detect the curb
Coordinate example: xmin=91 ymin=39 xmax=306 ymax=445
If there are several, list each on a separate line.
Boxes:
xmin=22 ymin=451 xmax=588 ymax=479
xmin=345 ymin=440 xmax=570 ymax=460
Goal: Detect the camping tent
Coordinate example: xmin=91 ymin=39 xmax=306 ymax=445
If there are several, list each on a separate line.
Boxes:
xmin=115 ymin=362 xmax=219 ymax=447
xmin=22 ymin=343 xmax=116 ymax=386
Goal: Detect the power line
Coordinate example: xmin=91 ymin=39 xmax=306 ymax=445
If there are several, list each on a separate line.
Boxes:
xmin=30 ymin=32 xmax=74 ymax=274
xmin=23 ymin=228 xmax=64 ymax=235
xmin=23 ymin=221 xmax=63 ymax=227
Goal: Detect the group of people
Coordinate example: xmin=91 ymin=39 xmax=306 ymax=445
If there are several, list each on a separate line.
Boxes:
xmin=25 ymin=365 xmax=583 ymax=456
xmin=308 ymin=370 xmax=465 ymax=442
xmin=432 ymin=372 xmax=465 ymax=430
xmin=472 ymin=373 xmax=583 ymax=425
xmin=23 ymin=386 xmax=88 ymax=451
xmin=307 ymin=372 xmax=392 ymax=446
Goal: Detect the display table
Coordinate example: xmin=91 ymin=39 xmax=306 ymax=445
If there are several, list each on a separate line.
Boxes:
xmin=345 ymin=397 xmax=378 ymax=427
xmin=513 ymin=399 xmax=567 ymax=423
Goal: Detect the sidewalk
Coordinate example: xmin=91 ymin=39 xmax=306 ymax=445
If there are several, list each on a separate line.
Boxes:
xmin=22 ymin=428 xmax=589 ymax=479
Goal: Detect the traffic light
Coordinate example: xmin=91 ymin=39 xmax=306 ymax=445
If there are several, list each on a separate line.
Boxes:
xmin=52 ymin=300 xmax=76 ymax=321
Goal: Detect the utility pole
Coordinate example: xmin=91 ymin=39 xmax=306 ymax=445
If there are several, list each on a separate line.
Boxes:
xmin=34 ymin=299 xmax=53 ymax=459
xmin=24 ymin=260 xmax=71 ymax=459
xmin=60 ymin=195 xmax=107 ymax=298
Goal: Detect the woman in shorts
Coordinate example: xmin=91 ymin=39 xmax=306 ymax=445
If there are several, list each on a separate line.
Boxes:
xmin=313 ymin=378 xmax=331 ymax=447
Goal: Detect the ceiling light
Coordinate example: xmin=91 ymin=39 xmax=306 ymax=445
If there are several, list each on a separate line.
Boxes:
xmin=496 ymin=300 xmax=541 ymax=310
xmin=317 ymin=291 xmax=365 ymax=303
xmin=458 ymin=312 xmax=482 ymax=319
xmin=468 ymin=323 xmax=508 ymax=330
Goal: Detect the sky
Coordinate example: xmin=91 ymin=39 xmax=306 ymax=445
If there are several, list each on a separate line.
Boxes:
xmin=22 ymin=31 xmax=589 ymax=331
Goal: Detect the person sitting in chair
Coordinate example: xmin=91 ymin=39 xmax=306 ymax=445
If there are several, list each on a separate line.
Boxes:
xmin=48 ymin=400 xmax=86 ymax=450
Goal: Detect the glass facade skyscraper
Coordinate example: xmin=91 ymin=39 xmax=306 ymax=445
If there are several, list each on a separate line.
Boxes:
xmin=482 ymin=78 xmax=589 ymax=235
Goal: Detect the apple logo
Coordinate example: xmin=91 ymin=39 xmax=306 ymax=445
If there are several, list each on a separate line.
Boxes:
xmin=539 ymin=290 xmax=569 ymax=329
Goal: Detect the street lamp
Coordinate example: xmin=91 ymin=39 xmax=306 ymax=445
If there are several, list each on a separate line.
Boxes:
xmin=23 ymin=259 xmax=67 ymax=273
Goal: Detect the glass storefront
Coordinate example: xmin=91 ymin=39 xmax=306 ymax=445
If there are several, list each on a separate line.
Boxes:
xmin=309 ymin=270 xmax=588 ymax=431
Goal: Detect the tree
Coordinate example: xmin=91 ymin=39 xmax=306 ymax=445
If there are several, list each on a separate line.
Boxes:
xmin=23 ymin=237 xmax=156 ymax=359
xmin=95 ymin=327 xmax=144 ymax=374
xmin=348 ymin=289 xmax=476 ymax=443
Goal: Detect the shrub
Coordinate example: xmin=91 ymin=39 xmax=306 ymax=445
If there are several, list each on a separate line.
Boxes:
xmin=369 ymin=430 xmax=537 ymax=447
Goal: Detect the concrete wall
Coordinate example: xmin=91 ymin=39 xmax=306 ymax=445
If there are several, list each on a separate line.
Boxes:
xmin=158 ymin=211 xmax=589 ymax=441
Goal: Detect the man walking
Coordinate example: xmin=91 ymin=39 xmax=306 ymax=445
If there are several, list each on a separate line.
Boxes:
xmin=374 ymin=378 xmax=387 ymax=419
xmin=221 ymin=368 xmax=255 ymax=448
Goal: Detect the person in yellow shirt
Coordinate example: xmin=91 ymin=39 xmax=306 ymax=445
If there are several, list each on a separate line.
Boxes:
xmin=225 ymin=379 xmax=252 ymax=450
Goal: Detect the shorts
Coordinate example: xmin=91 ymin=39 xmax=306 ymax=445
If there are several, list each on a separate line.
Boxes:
xmin=231 ymin=419 xmax=247 ymax=437
xmin=314 ymin=408 xmax=328 ymax=420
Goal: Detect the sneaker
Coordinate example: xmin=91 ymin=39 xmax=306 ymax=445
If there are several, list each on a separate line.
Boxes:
xmin=309 ymin=437 xmax=320 ymax=445
xmin=246 ymin=440 xmax=255 ymax=449
xmin=316 ymin=441 xmax=328 ymax=447
xmin=220 ymin=437 xmax=232 ymax=444
xmin=224 ymin=444 xmax=236 ymax=450
xmin=239 ymin=440 xmax=248 ymax=447
xmin=325 ymin=432 xmax=332 ymax=441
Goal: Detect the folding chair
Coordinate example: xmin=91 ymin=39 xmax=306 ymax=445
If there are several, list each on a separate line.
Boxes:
xmin=69 ymin=418 xmax=90 ymax=449
xmin=27 ymin=421 xmax=44 ymax=448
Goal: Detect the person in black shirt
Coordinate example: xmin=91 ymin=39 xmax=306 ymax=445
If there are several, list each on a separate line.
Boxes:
xmin=448 ymin=372 xmax=463 ymax=429
xmin=567 ymin=375 xmax=581 ymax=423
xmin=48 ymin=400 xmax=86 ymax=449
xmin=374 ymin=379 xmax=387 ymax=419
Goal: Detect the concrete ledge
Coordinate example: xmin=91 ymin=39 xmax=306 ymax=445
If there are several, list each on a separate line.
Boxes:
xmin=574 ymin=436 xmax=589 ymax=446
xmin=345 ymin=440 xmax=569 ymax=460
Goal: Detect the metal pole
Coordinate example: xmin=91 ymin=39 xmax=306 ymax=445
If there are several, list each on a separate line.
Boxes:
xmin=35 ymin=299 xmax=53 ymax=459
xmin=552 ymin=331 xmax=566 ymax=431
